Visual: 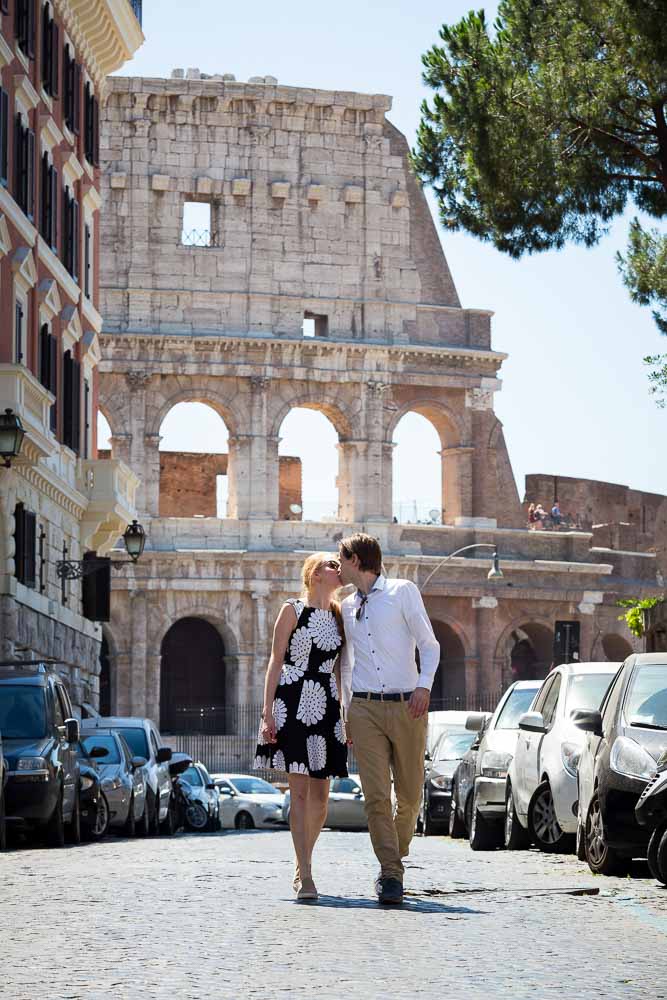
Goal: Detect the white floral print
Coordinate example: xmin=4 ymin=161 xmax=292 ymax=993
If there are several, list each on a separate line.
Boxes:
xmin=253 ymin=754 xmax=271 ymax=769
xmin=272 ymin=750 xmax=286 ymax=771
xmin=307 ymin=734 xmax=327 ymax=772
xmin=273 ymin=698 xmax=287 ymax=731
xmin=308 ymin=608 xmax=342 ymax=652
xmin=289 ymin=762 xmax=309 ymax=774
xmin=329 ymin=673 xmax=339 ymax=701
xmin=290 ymin=627 xmax=313 ymax=667
xmin=296 ymin=680 xmax=327 ymax=726
xmin=334 ymin=718 xmax=346 ymax=744
xmin=287 ymin=599 xmax=305 ymax=619
xmin=280 ymin=662 xmax=306 ymax=685
xmin=318 ymin=657 xmax=336 ymax=674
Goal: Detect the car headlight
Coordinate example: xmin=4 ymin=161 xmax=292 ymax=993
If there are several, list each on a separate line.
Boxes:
xmin=17 ymin=757 xmax=47 ymax=771
xmin=481 ymin=751 xmax=512 ymax=779
xmin=610 ymin=737 xmax=656 ymax=780
xmin=80 ymin=775 xmax=94 ymax=791
xmin=430 ymin=774 xmax=452 ymax=791
xmin=561 ymin=741 xmax=582 ymax=777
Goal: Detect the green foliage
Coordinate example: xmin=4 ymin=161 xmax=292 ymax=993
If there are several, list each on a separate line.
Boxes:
xmin=414 ymin=0 xmax=667 ymax=359
xmin=617 ymin=596 xmax=664 ymax=637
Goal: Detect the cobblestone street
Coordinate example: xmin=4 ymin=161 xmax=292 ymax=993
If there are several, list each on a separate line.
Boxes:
xmin=3 ymin=829 xmax=667 ymax=999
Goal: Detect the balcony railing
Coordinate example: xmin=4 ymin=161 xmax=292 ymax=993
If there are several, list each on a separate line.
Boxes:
xmin=129 ymin=0 xmax=142 ymax=26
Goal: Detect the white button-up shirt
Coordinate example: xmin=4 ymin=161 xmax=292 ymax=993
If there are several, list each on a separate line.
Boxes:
xmin=339 ymin=575 xmax=440 ymax=709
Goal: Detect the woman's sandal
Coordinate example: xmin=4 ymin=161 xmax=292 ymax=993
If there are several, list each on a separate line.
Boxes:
xmin=296 ymin=875 xmax=318 ymax=901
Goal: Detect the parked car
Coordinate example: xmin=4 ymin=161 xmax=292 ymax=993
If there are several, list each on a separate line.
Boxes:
xmin=449 ymin=728 xmax=486 ymax=839
xmin=506 ymin=662 xmax=619 ymax=852
xmin=466 ymin=680 xmax=542 ymax=850
xmin=635 ymin=752 xmax=667 ymax=883
xmin=283 ymin=774 xmax=368 ymax=830
xmin=1 ymin=729 xmax=6 ymax=850
xmin=213 ymin=773 xmax=285 ymax=829
xmin=80 ymin=727 xmax=148 ymax=836
xmin=84 ymin=716 xmax=172 ymax=833
xmin=419 ymin=727 xmax=478 ymax=835
xmin=74 ymin=740 xmax=110 ymax=841
xmin=180 ymin=762 xmax=221 ymax=831
xmin=0 ymin=663 xmax=81 ymax=847
xmin=576 ymin=653 xmax=667 ymax=874
xmin=426 ymin=710 xmax=470 ymax=756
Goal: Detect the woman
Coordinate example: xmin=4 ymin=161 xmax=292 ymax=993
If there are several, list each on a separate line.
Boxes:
xmin=254 ymin=552 xmax=347 ymax=901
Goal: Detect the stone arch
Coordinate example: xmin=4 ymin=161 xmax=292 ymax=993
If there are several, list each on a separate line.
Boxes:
xmin=99 ymin=625 xmax=119 ymax=715
xmin=429 ymin=616 xmax=471 ymax=707
xmin=600 ymin=633 xmax=633 ymax=663
xmin=386 ymin=398 xmax=465 ymax=451
xmin=159 ymin=616 xmax=231 ymax=733
xmin=269 ymin=391 xmax=354 ymax=441
xmin=495 ymin=618 xmax=554 ymax=685
xmin=150 ymin=385 xmax=242 ymax=440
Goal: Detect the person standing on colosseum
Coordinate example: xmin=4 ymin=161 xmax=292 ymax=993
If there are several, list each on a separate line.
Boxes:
xmin=338 ymin=533 xmax=440 ymax=905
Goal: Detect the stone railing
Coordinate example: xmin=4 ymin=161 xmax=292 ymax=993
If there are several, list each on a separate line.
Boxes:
xmin=0 ymin=363 xmax=57 ymax=465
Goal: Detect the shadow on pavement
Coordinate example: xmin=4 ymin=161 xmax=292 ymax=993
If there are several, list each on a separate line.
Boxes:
xmin=296 ymin=894 xmax=484 ymax=914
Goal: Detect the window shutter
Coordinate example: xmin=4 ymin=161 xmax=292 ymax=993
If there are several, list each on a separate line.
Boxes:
xmin=92 ymin=96 xmax=99 ymax=166
xmin=40 ymin=150 xmax=49 ymax=237
xmin=0 ymin=88 xmax=8 ymax=185
xmin=14 ymin=113 xmax=23 ymax=206
xmin=15 ymin=0 xmax=23 ymax=46
xmin=84 ymin=223 xmax=91 ymax=297
xmin=39 ymin=323 xmax=49 ymax=387
xmin=15 ymin=300 xmax=24 ymax=363
xmin=63 ymin=348 xmax=72 ymax=448
xmin=63 ymin=43 xmax=72 ymax=125
xmin=50 ymin=21 xmax=59 ymax=98
xmin=83 ymin=379 xmax=90 ymax=459
xmin=28 ymin=0 xmax=36 ymax=58
xmin=50 ymin=164 xmax=58 ymax=249
xmin=84 ymin=81 xmax=91 ymax=160
xmin=82 ymin=552 xmax=111 ymax=622
xmin=73 ymin=62 xmax=81 ymax=135
xmin=0 ymin=0 xmax=9 ymax=16
xmin=72 ymin=358 xmax=81 ymax=454
xmin=72 ymin=196 xmax=79 ymax=281
xmin=49 ymin=332 xmax=58 ymax=432
xmin=14 ymin=503 xmax=25 ymax=583
xmin=62 ymin=183 xmax=70 ymax=269
xmin=24 ymin=510 xmax=37 ymax=588
xmin=41 ymin=2 xmax=50 ymax=90
xmin=26 ymin=128 xmax=35 ymax=220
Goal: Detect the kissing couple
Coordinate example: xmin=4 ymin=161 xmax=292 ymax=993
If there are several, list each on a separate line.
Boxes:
xmin=255 ymin=532 xmax=440 ymax=904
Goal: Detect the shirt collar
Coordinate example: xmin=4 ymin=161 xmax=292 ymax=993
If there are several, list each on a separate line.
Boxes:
xmin=356 ymin=574 xmax=386 ymax=602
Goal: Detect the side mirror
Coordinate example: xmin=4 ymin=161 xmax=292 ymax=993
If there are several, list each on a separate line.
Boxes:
xmin=156 ymin=747 xmax=172 ymax=764
xmin=206 ymin=782 xmax=217 ymax=790
xmin=424 ymin=750 xmax=432 ymax=762
xmin=89 ymin=745 xmax=109 ymax=759
xmin=354 ymin=790 xmax=363 ymax=799
xmin=518 ymin=711 xmax=546 ymax=733
xmin=131 ymin=756 xmax=147 ymax=770
xmin=573 ymin=709 xmax=603 ymax=737
xmin=65 ymin=718 xmax=80 ymax=744
xmin=466 ymin=712 xmax=487 ymax=732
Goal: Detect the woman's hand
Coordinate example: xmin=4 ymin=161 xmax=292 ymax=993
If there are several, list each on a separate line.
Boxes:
xmin=261 ymin=709 xmax=277 ymax=744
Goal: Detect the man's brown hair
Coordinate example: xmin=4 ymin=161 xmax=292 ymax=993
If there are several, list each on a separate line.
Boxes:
xmin=338 ymin=533 xmax=383 ymax=574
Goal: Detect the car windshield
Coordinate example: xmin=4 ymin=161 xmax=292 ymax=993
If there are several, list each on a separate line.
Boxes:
xmin=116 ymin=727 xmax=149 ymax=757
xmin=80 ymin=734 xmax=120 ymax=763
xmin=182 ymin=766 xmax=204 ymax=786
xmin=0 ymin=685 xmax=47 ymax=739
xmin=232 ymin=777 xmax=280 ymax=795
xmin=495 ymin=687 xmax=539 ymax=730
xmin=625 ymin=664 xmax=667 ymax=730
xmin=436 ymin=731 xmax=476 ymax=761
xmin=566 ymin=672 xmax=616 ymax=717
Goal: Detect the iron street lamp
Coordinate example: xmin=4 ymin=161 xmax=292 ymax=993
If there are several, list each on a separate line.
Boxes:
xmin=420 ymin=543 xmax=504 ymax=593
xmin=56 ymin=520 xmax=147 ymax=582
xmin=0 ymin=408 xmax=25 ymax=467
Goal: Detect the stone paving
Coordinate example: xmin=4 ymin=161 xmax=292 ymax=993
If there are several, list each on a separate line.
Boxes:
xmin=2 ymin=828 xmax=667 ymax=999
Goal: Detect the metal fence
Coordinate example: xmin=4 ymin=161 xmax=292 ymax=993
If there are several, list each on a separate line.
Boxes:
xmin=162 ymin=694 xmax=503 ymax=777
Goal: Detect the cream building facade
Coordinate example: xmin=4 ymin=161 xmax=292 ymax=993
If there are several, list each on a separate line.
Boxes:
xmin=97 ymin=71 xmax=657 ymax=732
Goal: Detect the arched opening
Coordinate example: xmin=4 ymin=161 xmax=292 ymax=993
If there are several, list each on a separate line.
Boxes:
xmin=98 ymin=632 xmax=111 ymax=716
xmin=508 ymin=624 xmax=553 ymax=682
xmin=279 ymin=407 xmax=339 ymax=521
xmin=97 ymin=411 xmax=112 ymax=452
xmin=601 ymin=634 xmax=633 ymax=662
xmin=393 ymin=412 xmax=442 ymax=524
xmin=160 ymin=617 xmax=227 ymax=733
xmin=430 ymin=620 xmax=466 ymax=708
xmin=159 ymin=401 xmax=229 ymax=518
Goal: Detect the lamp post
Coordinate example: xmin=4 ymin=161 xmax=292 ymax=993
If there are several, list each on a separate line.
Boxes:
xmin=56 ymin=520 xmax=147 ymax=587
xmin=0 ymin=408 xmax=25 ymax=467
xmin=420 ymin=543 xmax=503 ymax=593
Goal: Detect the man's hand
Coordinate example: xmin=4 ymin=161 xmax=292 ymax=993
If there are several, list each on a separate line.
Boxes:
xmin=407 ymin=687 xmax=430 ymax=719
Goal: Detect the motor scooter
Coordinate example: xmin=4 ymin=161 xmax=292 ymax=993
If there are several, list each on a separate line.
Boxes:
xmin=635 ymin=754 xmax=667 ymax=884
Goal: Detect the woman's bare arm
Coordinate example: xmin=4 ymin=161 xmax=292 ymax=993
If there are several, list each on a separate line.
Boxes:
xmin=260 ymin=603 xmax=296 ymax=743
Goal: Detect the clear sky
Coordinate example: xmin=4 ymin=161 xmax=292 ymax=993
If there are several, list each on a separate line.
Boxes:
xmin=105 ymin=0 xmax=666 ymax=519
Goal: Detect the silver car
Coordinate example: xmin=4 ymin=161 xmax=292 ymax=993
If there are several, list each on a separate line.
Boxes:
xmin=79 ymin=729 xmax=148 ymax=836
xmin=213 ymin=774 xmax=286 ymax=830
xmin=283 ymin=775 xmax=368 ymax=830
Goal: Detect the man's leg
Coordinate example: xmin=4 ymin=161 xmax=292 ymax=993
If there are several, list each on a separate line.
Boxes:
xmin=347 ymin=698 xmax=402 ymax=880
xmin=389 ymin=702 xmax=428 ymax=861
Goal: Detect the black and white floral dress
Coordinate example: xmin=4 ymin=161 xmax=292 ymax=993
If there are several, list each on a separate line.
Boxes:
xmin=254 ymin=599 xmax=348 ymax=779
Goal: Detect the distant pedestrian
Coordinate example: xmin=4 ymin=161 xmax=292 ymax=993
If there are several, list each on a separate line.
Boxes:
xmin=551 ymin=501 xmax=563 ymax=525
xmin=254 ymin=552 xmax=347 ymax=901
xmin=338 ymin=533 xmax=439 ymax=905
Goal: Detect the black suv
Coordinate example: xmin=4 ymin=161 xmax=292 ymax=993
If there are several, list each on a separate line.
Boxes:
xmin=1 ymin=728 xmax=6 ymax=850
xmin=0 ymin=663 xmax=81 ymax=847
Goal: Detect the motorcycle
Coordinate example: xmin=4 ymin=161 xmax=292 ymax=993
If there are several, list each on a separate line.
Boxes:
xmin=165 ymin=752 xmax=210 ymax=833
xmin=635 ymin=752 xmax=667 ymax=884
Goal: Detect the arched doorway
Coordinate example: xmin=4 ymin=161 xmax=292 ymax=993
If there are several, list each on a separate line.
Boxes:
xmin=601 ymin=634 xmax=633 ymax=662
xmin=160 ymin=617 xmax=227 ymax=733
xmin=159 ymin=401 xmax=230 ymax=518
xmin=430 ymin=621 xmax=466 ymax=708
xmin=392 ymin=412 xmax=442 ymax=524
xmin=508 ymin=624 xmax=553 ymax=682
xmin=99 ymin=633 xmax=111 ymax=716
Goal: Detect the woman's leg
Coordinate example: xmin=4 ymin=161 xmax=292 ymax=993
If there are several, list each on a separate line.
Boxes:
xmin=288 ymin=774 xmax=311 ymax=881
xmin=305 ymin=777 xmax=330 ymax=872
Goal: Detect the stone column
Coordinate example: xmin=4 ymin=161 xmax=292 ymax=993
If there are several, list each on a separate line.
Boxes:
xmin=145 ymin=650 xmax=162 ymax=725
xmin=123 ymin=373 xmax=160 ymax=519
xmin=364 ymin=381 xmax=393 ymax=523
xmin=441 ymin=446 xmax=474 ymax=523
xmin=128 ymin=588 xmax=148 ymax=716
xmin=337 ymin=440 xmax=366 ymax=522
xmin=249 ymin=583 xmax=271 ymax=702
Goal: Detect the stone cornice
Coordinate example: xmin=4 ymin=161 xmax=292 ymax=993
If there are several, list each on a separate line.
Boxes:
xmin=14 ymin=461 xmax=89 ymax=519
xmin=55 ymin=0 xmax=144 ymax=92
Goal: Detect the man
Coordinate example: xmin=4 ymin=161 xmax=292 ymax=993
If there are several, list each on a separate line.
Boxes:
xmin=338 ymin=533 xmax=440 ymax=905
xmin=551 ymin=501 xmax=562 ymax=526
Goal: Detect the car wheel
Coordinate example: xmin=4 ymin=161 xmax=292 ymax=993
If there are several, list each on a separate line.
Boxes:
xmin=65 ymin=787 xmax=81 ymax=845
xmin=185 ymin=802 xmax=209 ymax=832
xmin=235 ymin=811 xmax=255 ymax=830
xmin=150 ymin=793 xmax=161 ymax=836
xmin=46 ymin=788 xmax=65 ymax=848
xmin=528 ymin=781 xmax=572 ymax=853
xmin=504 ymin=783 xmax=531 ymax=851
xmin=469 ymin=794 xmax=502 ymax=851
xmin=654 ymin=826 xmax=667 ymax=885
xmin=123 ymin=794 xmax=136 ymax=838
xmin=464 ymin=792 xmax=473 ymax=836
xmin=0 ymin=787 xmax=6 ymax=851
xmin=647 ymin=825 xmax=665 ymax=881
xmin=449 ymin=791 xmax=467 ymax=839
xmin=576 ymin=817 xmax=587 ymax=861
xmin=160 ymin=797 xmax=177 ymax=836
xmin=585 ymin=792 xmax=625 ymax=875
xmin=88 ymin=792 xmax=110 ymax=841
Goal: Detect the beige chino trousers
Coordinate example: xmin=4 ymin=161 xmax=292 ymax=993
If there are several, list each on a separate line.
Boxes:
xmin=347 ymin=695 xmax=428 ymax=881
